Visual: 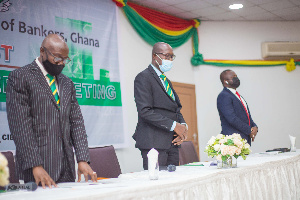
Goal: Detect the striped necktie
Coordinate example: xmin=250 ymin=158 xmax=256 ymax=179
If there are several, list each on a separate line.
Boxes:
xmin=159 ymin=74 xmax=175 ymax=101
xmin=46 ymin=74 xmax=60 ymax=107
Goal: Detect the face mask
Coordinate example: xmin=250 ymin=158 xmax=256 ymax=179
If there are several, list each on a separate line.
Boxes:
xmin=42 ymin=59 xmax=65 ymax=76
xmin=230 ymin=77 xmax=240 ymax=88
xmin=155 ymin=55 xmax=173 ymax=72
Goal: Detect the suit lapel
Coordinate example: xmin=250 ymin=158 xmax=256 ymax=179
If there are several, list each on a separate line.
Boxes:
xmin=148 ymin=65 xmax=176 ymax=103
xmin=29 ymin=62 xmax=60 ymax=110
xmin=224 ymin=87 xmax=248 ymax=115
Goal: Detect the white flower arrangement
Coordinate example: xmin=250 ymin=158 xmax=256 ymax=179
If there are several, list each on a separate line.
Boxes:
xmin=0 ymin=153 xmax=9 ymax=187
xmin=205 ymin=133 xmax=251 ymax=161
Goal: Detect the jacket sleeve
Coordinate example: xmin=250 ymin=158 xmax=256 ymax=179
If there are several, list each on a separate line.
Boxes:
xmin=217 ymin=93 xmax=251 ymax=135
xmin=134 ymin=73 xmax=174 ymax=131
xmin=247 ymin=105 xmax=257 ymax=128
xmin=6 ymin=71 xmax=43 ymax=171
xmin=69 ymin=81 xmax=90 ymax=163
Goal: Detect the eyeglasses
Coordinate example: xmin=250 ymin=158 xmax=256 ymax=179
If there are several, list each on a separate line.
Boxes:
xmin=155 ymin=53 xmax=176 ymax=61
xmin=43 ymin=47 xmax=71 ymax=64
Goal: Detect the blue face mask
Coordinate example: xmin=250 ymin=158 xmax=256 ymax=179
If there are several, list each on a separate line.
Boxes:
xmin=155 ymin=54 xmax=173 ymax=72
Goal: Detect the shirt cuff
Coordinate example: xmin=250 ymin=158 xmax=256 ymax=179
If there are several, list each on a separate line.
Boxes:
xmin=181 ymin=123 xmax=188 ymax=130
xmin=170 ymin=121 xmax=177 ymax=131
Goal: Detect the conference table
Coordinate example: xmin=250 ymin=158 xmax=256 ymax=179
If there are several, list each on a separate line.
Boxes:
xmin=1 ymin=150 xmax=300 ymax=200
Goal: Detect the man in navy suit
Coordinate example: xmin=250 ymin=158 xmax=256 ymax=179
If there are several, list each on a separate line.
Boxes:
xmin=217 ymin=70 xmax=258 ymax=145
xmin=133 ymin=42 xmax=188 ymax=169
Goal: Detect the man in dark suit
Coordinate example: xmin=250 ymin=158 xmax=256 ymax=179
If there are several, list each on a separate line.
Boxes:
xmin=6 ymin=34 xmax=97 ymax=188
xmin=217 ymin=69 xmax=258 ymax=145
xmin=133 ymin=42 xmax=188 ymax=170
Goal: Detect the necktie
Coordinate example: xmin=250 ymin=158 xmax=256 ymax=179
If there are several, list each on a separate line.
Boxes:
xmin=236 ymin=91 xmax=250 ymax=125
xmin=159 ymin=74 xmax=175 ymax=101
xmin=46 ymin=74 xmax=60 ymax=107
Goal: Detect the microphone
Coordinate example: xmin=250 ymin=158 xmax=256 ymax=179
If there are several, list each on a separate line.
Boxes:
xmin=167 ymin=165 xmax=176 ymax=172
xmin=5 ymin=182 xmax=38 ymax=192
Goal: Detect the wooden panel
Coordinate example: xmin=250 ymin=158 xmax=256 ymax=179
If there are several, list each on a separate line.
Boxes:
xmin=172 ymin=82 xmax=199 ymax=159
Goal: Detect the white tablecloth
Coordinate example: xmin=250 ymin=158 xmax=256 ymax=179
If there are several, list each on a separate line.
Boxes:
xmin=1 ymin=151 xmax=300 ymax=200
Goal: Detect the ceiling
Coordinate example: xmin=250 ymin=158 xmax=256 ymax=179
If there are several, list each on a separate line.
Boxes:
xmin=130 ymin=0 xmax=300 ymax=21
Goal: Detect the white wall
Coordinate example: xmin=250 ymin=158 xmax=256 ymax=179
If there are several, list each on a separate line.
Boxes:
xmin=115 ymin=8 xmax=300 ymax=173
xmin=196 ymin=21 xmax=300 ymax=161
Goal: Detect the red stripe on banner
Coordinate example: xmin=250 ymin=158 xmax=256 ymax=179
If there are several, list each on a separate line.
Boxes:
xmin=128 ymin=2 xmax=194 ymax=31
xmin=0 ymin=64 xmax=20 ymax=69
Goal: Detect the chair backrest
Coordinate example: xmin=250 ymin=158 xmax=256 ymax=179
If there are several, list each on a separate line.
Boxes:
xmin=179 ymin=141 xmax=199 ymax=165
xmin=89 ymin=146 xmax=121 ymax=178
xmin=1 ymin=151 xmax=19 ymax=184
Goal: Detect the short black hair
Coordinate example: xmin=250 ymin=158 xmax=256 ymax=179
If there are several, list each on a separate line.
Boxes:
xmin=220 ymin=69 xmax=232 ymax=83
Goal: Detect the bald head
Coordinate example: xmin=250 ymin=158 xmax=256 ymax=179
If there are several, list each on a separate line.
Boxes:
xmin=39 ymin=34 xmax=69 ymax=65
xmin=152 ymin=42 xmax=172 ymax=55
xmin=42 ymin=34 xmax=68 ymax=52
xmin=220 ymin=69 xmax=232 ymax=84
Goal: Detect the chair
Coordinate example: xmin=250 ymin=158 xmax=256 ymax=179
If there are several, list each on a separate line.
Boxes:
xmin=88 ymin=146 xmax=121 ymax=178
xmin=0 ymin=151 xmax=19 ymax=184
xmin=179 ymin=141 xmax=199 ymax=165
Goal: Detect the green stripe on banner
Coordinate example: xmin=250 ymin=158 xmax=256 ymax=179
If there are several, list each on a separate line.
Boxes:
xmin=0 ymin=70 xmax=122 ymax=106
xmin=72 ymin=77 xmax=122 ymax=106
xmin=0 ymin=70 xmax=10 ymax=103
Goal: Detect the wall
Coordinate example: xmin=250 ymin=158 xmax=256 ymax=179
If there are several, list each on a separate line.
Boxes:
xmin=196 ymin=21 xmax=300 ymax=161
xmin=116 ymin=7 xmax=300 ymax=173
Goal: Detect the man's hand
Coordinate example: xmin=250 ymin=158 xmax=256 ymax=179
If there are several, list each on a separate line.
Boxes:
xmin=172 ymin=135 xmax=184 ymax=145
xmin=77 ymin=161 xmax=97 ymax=182
xmin=249 ymin=133 xmax=255 ymax=142
xmin=32 ymin=165 xmax=57 ymax=189
xmin=249 ymin=127 xmax=258 ymax=142
xmin=174 ymin=123 xmax=187 ymax=140
xmin=251 ymin=126 xmax=258 ymax=136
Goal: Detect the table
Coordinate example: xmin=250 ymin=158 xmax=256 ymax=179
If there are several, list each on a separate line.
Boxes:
xmin=1 ymin=151 xmax=300 ymax=200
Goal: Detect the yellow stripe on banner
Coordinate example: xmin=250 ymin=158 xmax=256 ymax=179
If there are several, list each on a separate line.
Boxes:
xmin=170 ymin=90 xmax=173 ymax=96
xmin=53 ymin=89 xmax=57 ymax=96
xmin=205 ymin=60 xmax=288 ymax=65
xmin=167 ymin=84 xmax=169 ymax=91
xmin=49 ymin=79 xmax=55 ymax=86
xmin=153 ymin=24 xmax=193 ymax=36
xmin=164 ymin=77 xmax=166 ymax=81
xmin=130 ymin=7 xmax=193 ymax=36
xmin=57 ymin=99 xmax=60 ymax=105
xmin=204 ymin=58 xmax=296 ymax=72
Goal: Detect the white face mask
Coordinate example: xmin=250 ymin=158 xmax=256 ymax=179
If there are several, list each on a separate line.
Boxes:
xmin=155 ymin=54 xmax=173 ymax=72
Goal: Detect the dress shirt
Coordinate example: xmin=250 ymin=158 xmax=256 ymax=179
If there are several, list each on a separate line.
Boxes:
xmin=227 ymin=87 xmax=248 ymax=113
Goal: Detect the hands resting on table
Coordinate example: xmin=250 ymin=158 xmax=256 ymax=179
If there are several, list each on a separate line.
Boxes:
xmin=32 ymin=161 xmax=97 ymax=189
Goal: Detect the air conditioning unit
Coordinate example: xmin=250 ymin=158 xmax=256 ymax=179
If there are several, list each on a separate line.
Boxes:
xmin=261 ymin=41 xmax=300 ymax=60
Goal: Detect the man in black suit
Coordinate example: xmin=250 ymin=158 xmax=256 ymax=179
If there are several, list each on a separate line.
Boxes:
xmin=133 ymin=42 xmax=188 ymax=170
xmin=6 ymin=34 xmax=97 ymax=188
xmin=217 ymin=69 xmax=258 ymax=145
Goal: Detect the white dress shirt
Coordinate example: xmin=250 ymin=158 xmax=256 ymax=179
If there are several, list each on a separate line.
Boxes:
xmin=227 ymin=87 xmax=248 ymax=113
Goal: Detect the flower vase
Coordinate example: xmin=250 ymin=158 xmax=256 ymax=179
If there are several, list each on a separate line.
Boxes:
xmin=231 ymin=156 xmax=237 ymax=168
xmin=217 ymin=156 xmax=237 ymax=169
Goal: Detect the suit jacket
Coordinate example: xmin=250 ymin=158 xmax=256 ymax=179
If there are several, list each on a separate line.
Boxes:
xmin=6 ymin=60 xmax=90 ymax=182
xmin=133 ymin=65 xmax=185 ymax=150
xmin=217 ymin=87 xmax=257 ymax=145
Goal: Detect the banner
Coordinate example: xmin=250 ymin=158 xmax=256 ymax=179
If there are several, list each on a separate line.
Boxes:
xmin=0 ymin=0 xmax=126 ymax=150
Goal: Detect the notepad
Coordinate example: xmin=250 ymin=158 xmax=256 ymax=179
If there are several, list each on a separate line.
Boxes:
xmin=183 ymin=162 xmax=204 ymax=166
